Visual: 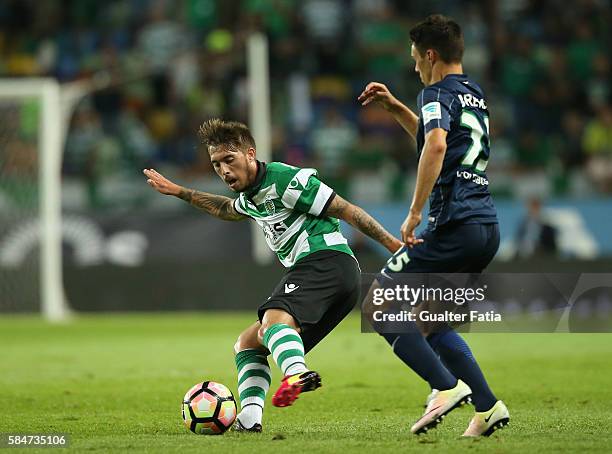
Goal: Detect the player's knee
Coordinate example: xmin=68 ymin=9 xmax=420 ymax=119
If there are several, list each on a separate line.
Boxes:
xmin=259 ymin=319 xmax=298 ymax=339
xmin=233 ymin=335 xmax=244 ymax=354
xmin=257 ymin=320 xmax=299 ymax=344
xmin=261 ymin=309 xmax=298 ymax=331
xmin=257 ymin=326 xmax=265 ymax=344
xmin=258 ymin=319 xmax=274 ymax=336
xmin=233 ymin=334 xmax=243 ymax=354
xmin=234 ymin=330 xmax=259 ymax=354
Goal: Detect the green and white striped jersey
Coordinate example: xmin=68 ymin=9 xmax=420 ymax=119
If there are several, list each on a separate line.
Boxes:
xmin=232 ymin=162 xmax=355 ymax=267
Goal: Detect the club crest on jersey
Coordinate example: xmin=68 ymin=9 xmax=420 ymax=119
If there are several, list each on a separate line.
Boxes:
xmin=264 ymin=196 xmax=276 ymax=215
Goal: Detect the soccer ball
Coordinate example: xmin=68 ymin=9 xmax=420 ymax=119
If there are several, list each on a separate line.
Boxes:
xmin=182 ymin=381 xmax=237 ymax=435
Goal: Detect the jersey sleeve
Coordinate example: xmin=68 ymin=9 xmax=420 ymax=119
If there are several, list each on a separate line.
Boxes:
xmin=278 ymin=167 xmax=336 ymax=217
xmin=232 ymin=194 xmax=250 ymax=216
xmin=419 ymin=87 xmax=453 ymax=134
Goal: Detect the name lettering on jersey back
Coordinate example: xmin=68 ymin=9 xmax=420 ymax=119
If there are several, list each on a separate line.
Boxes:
xmin=458 ymin=94 xmax=487 ymax=110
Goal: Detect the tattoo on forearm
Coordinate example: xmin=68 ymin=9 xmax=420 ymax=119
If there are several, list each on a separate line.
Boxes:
xmin=327 ymin=197 xmax=394 ymax=248
xmin=350 ymin=205 xmax=394 ymax=247
xmin=178 ymin=189 xmax=245 ymax=221
xmin=178 ymin=188 xmax=194 ymax=203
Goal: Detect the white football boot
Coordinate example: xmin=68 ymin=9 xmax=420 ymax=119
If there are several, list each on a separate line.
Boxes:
xmin=411 ymin=380 xmax=472 ymax=434
xmin=424 ymin=388 xmax=439 ymax=408
xmin=462 ymin=400 xmax=510 ymax=437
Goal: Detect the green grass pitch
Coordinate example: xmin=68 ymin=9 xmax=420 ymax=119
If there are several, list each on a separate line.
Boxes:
xmin=1 ymin=313 xmax=611 ymax=453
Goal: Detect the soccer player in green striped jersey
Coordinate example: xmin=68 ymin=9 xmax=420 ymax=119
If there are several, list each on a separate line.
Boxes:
xmin=144 ymin=119 xmax=402 ymax=432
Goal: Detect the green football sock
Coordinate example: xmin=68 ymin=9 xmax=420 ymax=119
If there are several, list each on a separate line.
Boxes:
xmin=235 ymin=348 xmax=271 ymax=425
xmin=262 ymin=323 xmax=308 ymax=376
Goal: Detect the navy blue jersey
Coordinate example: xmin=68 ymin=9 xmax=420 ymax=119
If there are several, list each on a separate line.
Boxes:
xmin=416 ymin=73 xmax=497 ymax=229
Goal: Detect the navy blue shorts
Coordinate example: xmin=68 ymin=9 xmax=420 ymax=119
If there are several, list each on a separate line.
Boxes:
xmin=370 ymin=223 xmax=499 ymax=335
xmin=382 ymin=223 xmax=500 ymax=275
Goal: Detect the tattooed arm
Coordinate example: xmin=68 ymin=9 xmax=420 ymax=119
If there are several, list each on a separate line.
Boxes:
xmin=177 ymin=188 xmax=245 ymax=221
xmin=324 ymin=194 xmax=403 ymax=253
xmin=143 ymin=168 xmax=246 ymax=221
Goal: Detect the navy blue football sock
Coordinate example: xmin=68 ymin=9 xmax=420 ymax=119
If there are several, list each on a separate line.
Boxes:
xmin=427 ymin=330 xmax=497 ymax=412
xmin=383 ymin=330 xmax=457 ymax=391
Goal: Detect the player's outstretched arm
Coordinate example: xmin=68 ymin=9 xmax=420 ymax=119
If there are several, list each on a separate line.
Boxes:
xmin=143 ymin=168 xmax=246 ymax=221
xmin=358 ymin=82 xmax=419 ymax=140
xmin=324 ymin=195 xmax=403 ymax=253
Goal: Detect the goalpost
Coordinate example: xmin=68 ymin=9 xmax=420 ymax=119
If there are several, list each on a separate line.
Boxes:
xmin=0 ymin=34 xmax=273 ymax=320
xmin=247 ymin=33 xmax=274 ymax=265
xmin=0 ymin=77 xmax=107 ymax=321
xmin=0 ymin=79 xmax=68 ymax=321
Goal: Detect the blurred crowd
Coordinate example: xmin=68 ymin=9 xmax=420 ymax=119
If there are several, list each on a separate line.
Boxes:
xmin=0 ymin=0 xmax=611 ymax=208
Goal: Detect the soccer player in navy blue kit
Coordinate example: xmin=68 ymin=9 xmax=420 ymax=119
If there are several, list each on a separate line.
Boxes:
xmin=358 ymin=14 xmax=510 ymax=437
